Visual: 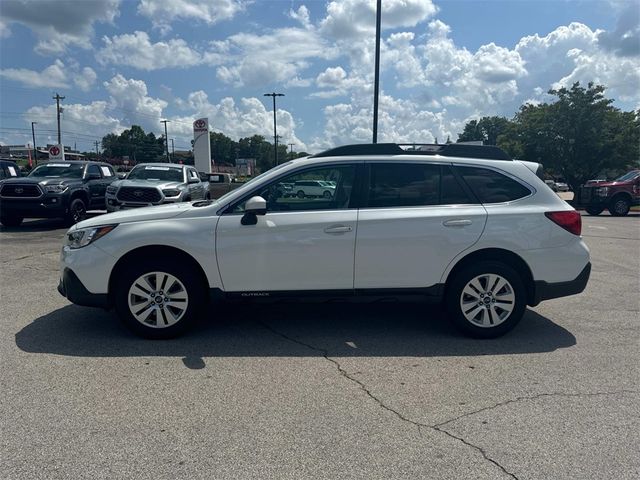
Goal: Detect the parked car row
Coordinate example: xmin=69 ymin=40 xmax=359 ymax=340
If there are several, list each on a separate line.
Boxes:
xmin=0 ymin=161 xmax=233 ymax=227
xmin=576 ymin=169 xmax=640 ymax=216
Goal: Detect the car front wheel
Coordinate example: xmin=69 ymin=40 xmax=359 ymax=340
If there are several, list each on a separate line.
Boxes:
xmin=114 ymin=259 xmax=205 ymax=339
xmin=0 ymin=214 xmax=23 ymax=227
xmin=445 ymin=261 xmax=526 ymax=338
xmin=586 ymin=207 xmax=604 ymax=216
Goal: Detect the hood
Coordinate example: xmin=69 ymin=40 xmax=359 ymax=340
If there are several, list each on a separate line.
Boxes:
xmin=74 ymin=202 xmax=194 ymax=229
xmin=113 ymin=179 xmax=184 ymax=189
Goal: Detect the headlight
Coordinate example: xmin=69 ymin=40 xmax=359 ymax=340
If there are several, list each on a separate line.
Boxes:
xmin=44 ymin=184 xmax=68 ymax=194
xmin=162 ymin=188 xmax=181 ymax=197
xmin=106 ymin=186 xmax=118 ymax=194
xmin=596 ymin=187 xmax=609 ymax=196
xmin=65 ymin=225 xmax=117 ymax=249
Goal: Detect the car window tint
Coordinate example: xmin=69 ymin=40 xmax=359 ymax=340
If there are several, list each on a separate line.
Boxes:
xmin=368 ymin=163 xmax=440 ymax=208
xmin=87 ymin=164 xmax=101 ymax=177
xmin=441 ymin=168 xmax=473 ymax=204
xmin=457 ymin=167 xmax=530 ymax=203
xmin=233 ymin=165 xmax=356 ymax=213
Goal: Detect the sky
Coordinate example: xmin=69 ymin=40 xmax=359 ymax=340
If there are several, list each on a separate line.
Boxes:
xmin=0 ymin=0 xmax=638 ymax=154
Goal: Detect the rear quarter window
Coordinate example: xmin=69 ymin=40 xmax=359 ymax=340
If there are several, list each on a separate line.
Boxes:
xmin=456 ymin=166 xmax=531 ymax=203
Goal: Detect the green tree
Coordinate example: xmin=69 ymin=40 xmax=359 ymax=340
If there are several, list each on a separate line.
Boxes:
xmin=509 ymin=82 xmax=639 ymax=189
xmin=210 ymin=132 xmax=237 ymax=165
xmin=101 ymin=125 xmax=164 ymax=163
xmin=458 ymin=116 xmax=513 ymax=145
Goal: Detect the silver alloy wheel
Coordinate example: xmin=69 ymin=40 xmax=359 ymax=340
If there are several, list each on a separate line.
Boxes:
xmin=127 ymin=271 xmax=189 ymax=328
xmin=459 ymin=273 xmax=515 ymax=328
xmin=613 ymin=199 xmax=628 ymax=215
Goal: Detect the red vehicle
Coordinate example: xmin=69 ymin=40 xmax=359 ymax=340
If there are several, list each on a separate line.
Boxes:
xmin=578 ymin=170 xmax=640 ymax=216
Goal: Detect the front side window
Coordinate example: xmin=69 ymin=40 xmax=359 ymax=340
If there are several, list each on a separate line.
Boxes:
xmin=87 ymin=164 xmax=101 ymax=177
xmin=233 ymin=165 xmax=356 ymax=213
xmin=456 ymin=166 xmax=531 ymax=203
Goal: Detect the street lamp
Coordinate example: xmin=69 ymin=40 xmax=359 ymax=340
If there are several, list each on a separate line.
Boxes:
xmin=31 ymin=122 xmax=38 ymax=166
xmin=263 ymin=92 xmax=284 ymax=166
xmin=372 ymin=0 xmax=381 ymax=143
xmin=160 ymin=119 xmax=170 ymax=162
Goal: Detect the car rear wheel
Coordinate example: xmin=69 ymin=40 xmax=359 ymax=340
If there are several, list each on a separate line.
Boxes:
xmin=114 ymin=259 xmax=205 ymax=339
xmin=608 ymin=196 xmax=630 ymax=217
xmin=297 ymin=190 xmax=305 ymax=198
xmin=323 ymin=190 xmax=332 ymax=199
xmin=586 ymin=206 xmax=604 ymax=216
xmin=0 ymin=214 xmax=23 ymax=227
xmin=445 ymin=261 xmax=526 ymax=338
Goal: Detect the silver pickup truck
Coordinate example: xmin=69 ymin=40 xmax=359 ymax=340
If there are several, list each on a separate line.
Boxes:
xmin=106 ymin=163 xmax=209 ymax=212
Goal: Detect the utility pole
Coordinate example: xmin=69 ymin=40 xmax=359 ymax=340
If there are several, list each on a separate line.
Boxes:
xmin=53 ymin=93 xmax=65 ymax=145
xmin=160 ymin=120 xmax=170 ymax=162
xmin=31 ymin=122 xmax=37 ymax=166
xmin=372 ymin=0 xmax=381 ymax=143
xmin=288 ymin=143 xmax=295 ymax=160
xmin=94 ymin=141 xmax=100 ymax=157
xmin=263 ymin=92 xmax=284 ymax=166
xmin=170 ymin=138 xmax=175 ymax=162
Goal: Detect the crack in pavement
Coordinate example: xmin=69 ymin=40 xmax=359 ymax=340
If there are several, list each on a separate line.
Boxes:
xmin=257 ymin=320 xmax=637 ymax=480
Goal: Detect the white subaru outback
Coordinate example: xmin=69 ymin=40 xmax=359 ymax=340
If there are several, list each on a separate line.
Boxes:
xmin=58 ymin=143 xmax=590 ymax=339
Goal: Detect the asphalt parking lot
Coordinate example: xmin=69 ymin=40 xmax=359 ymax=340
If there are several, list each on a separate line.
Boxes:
xmin=1 ymin=213 xmax=638 ymax=479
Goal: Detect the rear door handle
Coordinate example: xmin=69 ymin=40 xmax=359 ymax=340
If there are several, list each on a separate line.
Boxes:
xmin=443 ymin=219 xmax=472 ymax=227
xmin=324 ymin=225 xmax=353 ymax=234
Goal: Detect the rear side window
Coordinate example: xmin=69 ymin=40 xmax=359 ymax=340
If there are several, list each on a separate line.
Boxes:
xmin=367 ymin=164 xmax=472 ymax=207
xmin=456 ymin=167 xmax=531 ymax=203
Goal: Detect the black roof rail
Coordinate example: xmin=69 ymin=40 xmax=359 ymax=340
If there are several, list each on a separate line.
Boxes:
xmin=311 ymin=143 xmax=512 ymax=161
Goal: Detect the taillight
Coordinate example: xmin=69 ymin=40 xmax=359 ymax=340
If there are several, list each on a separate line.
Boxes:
xmin=545 ymin=210 xmax=582 ymax=236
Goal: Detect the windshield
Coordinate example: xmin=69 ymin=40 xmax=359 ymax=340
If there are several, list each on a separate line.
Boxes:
xmin=614 ymin=171 xmax=640 ymax=182
xmin=29 ymin=163 xmax=84 ymax=178
xmin=127 ymin=166 xmax=183 ymax=182
xmin=215 ymin=161 xmax=293 ymax=204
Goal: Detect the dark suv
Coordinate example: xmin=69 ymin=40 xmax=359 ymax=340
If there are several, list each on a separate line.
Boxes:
xmin=577 ymin=169 xmax=640 ymax=216
xmin=0 ymin=161 xmax=116 ymax=226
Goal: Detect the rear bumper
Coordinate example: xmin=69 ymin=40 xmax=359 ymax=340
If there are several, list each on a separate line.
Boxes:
xmin=58 ymin=268 xmax=110 ymax=308
xmin=532 ymin=262 xmax=591 ymax=305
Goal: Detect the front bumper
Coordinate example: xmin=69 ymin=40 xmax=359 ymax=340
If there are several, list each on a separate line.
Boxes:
xmin=532 ymin=262 xmax=591 ymax=305
xmin=106 ymin=195 xmax=182 ymax=212
xmin=0 ymin=196 xmax=67 ymax=218
xmin=58 ymin=268 xmax=110 ymax=308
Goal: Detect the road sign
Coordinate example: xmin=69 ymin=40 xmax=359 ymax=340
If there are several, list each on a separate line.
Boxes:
xmin=48 ymin=144 xmax=65 ymax=161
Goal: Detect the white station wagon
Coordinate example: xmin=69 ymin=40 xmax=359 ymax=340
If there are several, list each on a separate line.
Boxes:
xmin=58 ymin=143 xmax=591 ymax=339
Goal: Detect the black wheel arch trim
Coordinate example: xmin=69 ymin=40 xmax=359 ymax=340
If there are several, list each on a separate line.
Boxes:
xmin=532 ymin=263 xmax=591 ymax=306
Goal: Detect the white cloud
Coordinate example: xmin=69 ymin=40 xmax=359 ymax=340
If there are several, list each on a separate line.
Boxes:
xmin=74 ymin=67 xmax=98 ymax=92
xmin=97 ymin=31 xmax=206 ymax=70
xmin=171 ymin=91 xmax=307 ymax=150
xmin=320 ymin=0 xmax=437 ymax=39
xmin=104 ymin=74 xmax=168 ymax=132
xmin=288 ymin=5 xmax=311 ymax=29
xmin=1 ymin=0 xmax=120 ymax=54
xmin=0 ymin=59 xmax=68 ymax=89
xmin=214 ymin=28 xmax=338 ymax=87
xmin=138 ymin=0 xmax=246 ymax=33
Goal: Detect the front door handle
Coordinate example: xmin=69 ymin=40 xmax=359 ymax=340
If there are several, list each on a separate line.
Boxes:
xmin=324 ymin=225 xmax=353 ymax=234
xmin=443 ymin=219 xmax=472 ymax=227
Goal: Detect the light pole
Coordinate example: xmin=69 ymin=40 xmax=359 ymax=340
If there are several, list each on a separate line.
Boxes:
xmin=31 ymin=122 xmax=37 ymax=166
xmin=170 ymin=138 xmax=175 ymax=162
xmin=263 ymin=92 xmax=284 ymax=166
xmin=288 ymin=143 xmax=295 ymax=160
xmin=160 ymin=119 xmax=170 ymax=162
xmin=372 ymin=0 xmax=381 ymax=143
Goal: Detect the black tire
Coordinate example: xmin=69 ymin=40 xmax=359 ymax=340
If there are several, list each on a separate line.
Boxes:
xmin=0 ymin=215 xmax=23 ymax=227
xmin=445 ymin=261 xmax=527 ymax=338
xmin=608 ymin=196 xmax=630 ymax=217
xmin=323 ymin=190 xmax=332 ymax=199
xmin=65 ymin=198 xmax=87 ymax=226
xmin=297 ymin=190 xmax=305 ymax=199
xmin=586 ymin=206 xmax=604 ymax=216
xmin=114 ymin=258 xmax=206 ymax=339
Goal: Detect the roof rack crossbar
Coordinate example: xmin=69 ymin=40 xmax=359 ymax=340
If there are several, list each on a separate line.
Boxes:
xmin=311 ymin=143 xmax=512 ymax=161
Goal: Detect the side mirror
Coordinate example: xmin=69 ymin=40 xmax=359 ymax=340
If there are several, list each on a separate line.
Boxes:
xmin=188 ymin=177 xmax=199 ymax=184
xmin=117 ymin=173 xmax=127 ymax=179
xmin=241 ymin=196 xmax=267 ymax=225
